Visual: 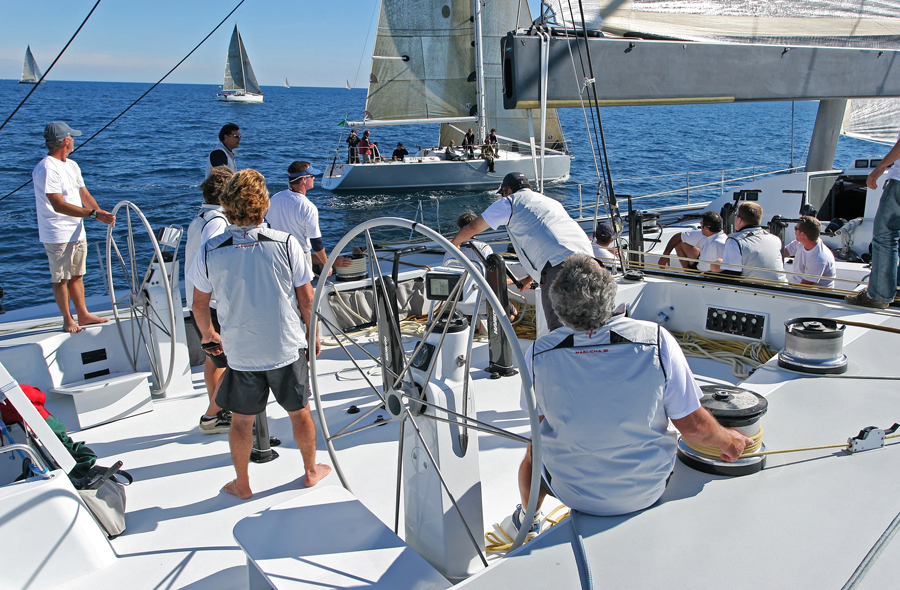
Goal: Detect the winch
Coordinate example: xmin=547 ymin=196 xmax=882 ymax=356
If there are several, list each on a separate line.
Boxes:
xmin=777 ymin=317 xmax=848 ymax=374
xmin=677 ymin=385 xmax=768 ymax=476
xmin=334 ymin=252 xmax=368 ymax=281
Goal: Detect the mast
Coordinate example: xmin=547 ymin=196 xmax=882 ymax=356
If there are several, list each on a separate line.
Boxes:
xmin=473 ymin=0 xmax=487 ymax=143
xmin=236 ymin=25 xmax=246 ymax=92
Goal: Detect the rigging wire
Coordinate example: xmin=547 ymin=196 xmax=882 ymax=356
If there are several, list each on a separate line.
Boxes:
xmin=0 ymin=0 xmax=246 ymax=205
xmin=0 ymin=0 xmax=102 ymax=135
xmin=352 ymin=1 xmax=381 ymax=90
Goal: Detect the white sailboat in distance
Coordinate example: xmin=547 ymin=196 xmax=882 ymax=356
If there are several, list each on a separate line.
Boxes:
xmin=284 ymin=78 xmax=290 ymax=88
xmin=216 ymin=24 xmax=263 ymax=103
xmin=19 ymin=46 xmax=45 ymax=84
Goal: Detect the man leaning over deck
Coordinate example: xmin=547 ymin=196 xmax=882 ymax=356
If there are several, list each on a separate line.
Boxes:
xmin=711 ymin=201 xmax=787 ymax=283
xmin=507 ymin=254 xmax=751 ymax=534
xmin=187 ymin=169 xmax=331 ymax=499
xmin=451 ymin=172 xmax=593 ymax=331
xmin=33 ymin=121 xmax=115 ymax=334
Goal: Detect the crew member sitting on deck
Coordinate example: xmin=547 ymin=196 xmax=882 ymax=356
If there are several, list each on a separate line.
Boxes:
xmin=711 ymin=202 xmax=787 ymax=283
xmin=462 ymin=128 xmax=476 ymax=159
xmin=445 ymin=140 xmax=464 ymax=161
xmin=482 ymin=143 xmax=496 ymax=172
xmin=783 ymin=216 xmax=836 ymax=288
xmin=659 ymin=211 xmax=726 ymax=272
xmin=592 ymin=221 xmax=617 ymax=265
xmin=509 ymin=254 xmax=751 ymax=534
xmin=187 ymin=169 xmax=331 ymax=499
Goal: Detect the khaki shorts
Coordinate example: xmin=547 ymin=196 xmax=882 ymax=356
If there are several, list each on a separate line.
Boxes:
xmin=44 ymin=240 xmax=87 ymax=283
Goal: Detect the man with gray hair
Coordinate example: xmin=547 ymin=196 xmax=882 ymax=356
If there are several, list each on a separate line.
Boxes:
xmin=33 ymin=121 xmax=115 ymax=333
xmin=510 ymin=254 xmax=750 ymax=531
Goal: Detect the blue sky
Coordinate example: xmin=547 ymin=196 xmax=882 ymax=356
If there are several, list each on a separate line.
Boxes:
xmin=0 ymin=0 xmax=542 ymax=88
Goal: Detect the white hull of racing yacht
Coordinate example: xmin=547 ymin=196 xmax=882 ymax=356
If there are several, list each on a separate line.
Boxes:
xmin=322 ymin=151 xmax=571 ymax=192
xmin=215 ymin=92 xmax=263 ymax=103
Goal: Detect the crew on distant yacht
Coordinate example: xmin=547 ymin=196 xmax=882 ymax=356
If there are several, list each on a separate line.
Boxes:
xmin=784 ymin=216 xmax=836 ymax=288
xmin=462 ymin=128 xmax=476 ymax=159
xmin=184 ymin=166 xmax=233 ymax=434
xmin=509 ymin=255 xmax=750 ymax=531
xmin=444 ymin=140 xmax=464 ymax=161
xmin=187 ymin=169 xmax=331 ymax=499
xmin=592 ymin=221 xmax=617 ymax=265
xmin=358 ymin=130 xmax=374 ymax=163
xmin=206 ymin=123 xmax=239 ymax=177
xmin=266 ymin=161 xmax=351 ymax=275
xmin=712 ymin=202 xmax=787 ymax=283
xmin=346 ymin=129 xmax=360 ymax=163
xmin=659 ymin=211 xmax=726 ymax=272
xmin=392 ymin=142 xmax=409 ymax=161
xmin=451 ymin=172 xmax=594 ymax=331
xmin=33 ymin=121 xmax=115 ymax=334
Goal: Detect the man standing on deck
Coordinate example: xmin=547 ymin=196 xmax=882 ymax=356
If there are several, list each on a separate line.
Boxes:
xmin=184 ymin=166 xmax=233 ymax=434
xmin=206 ymin=123 xmax=240 ymax=177
xmin=33 ymin=121 xmax=115 ymax=334
xmin=267 ymin=161 xmax=350 ymax=275
xmin=711 ymin=202 xmax=786 ymax=283
xmin=659 ymin=211 xmax=727 ymax=272
xmin=845 ymin=135 xmax=900 ymax=308
xmin=450 ymin=172 xmax=593 ymax=332
xmin=508 ymin=255 xmax=750 ymax=532
xmin=188 ymin=169 xmax=331 ymax=499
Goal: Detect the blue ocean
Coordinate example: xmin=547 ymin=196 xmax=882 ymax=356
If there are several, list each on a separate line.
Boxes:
xmin=0 ymin=80 xmax=876 ymax=312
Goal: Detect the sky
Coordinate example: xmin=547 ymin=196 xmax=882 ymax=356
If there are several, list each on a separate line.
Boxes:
xmin=0 ymin=0 xmax=543 ymax=88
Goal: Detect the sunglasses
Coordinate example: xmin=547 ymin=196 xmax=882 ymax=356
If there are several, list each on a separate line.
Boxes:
xmin=228 ymin=134 xmax=242 ymax=138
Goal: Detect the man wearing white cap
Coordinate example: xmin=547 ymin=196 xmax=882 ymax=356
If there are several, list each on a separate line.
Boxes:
xmin=266 ymin=161 xmax=350 ymax=275
xmin=33 ymin=121 xmax=115 ymax=333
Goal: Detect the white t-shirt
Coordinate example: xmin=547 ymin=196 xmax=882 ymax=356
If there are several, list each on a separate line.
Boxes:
xmin=442 ymin=239 xmax=493 ymax=267
xmin=521 ymin=325 xmax=701 ymax=420
xmin=266 ymin=188 xmax=322 ymax=252
xmin=593 ymin=243 xmax=615 ymax=262
xmin=32 ymin=156 xmax=86 ymax=244
xmin=885 ymin=131 xmax=900 ymax=182
xmin=481 ymin=198 xmax=513 ymax=229
xmin=184 ymin=205 xmax=229 ymax=308
xmin=681 ymin=229 xmax=727 ymax=272
xmin=785 ymin=239 xmax=836 ymax=288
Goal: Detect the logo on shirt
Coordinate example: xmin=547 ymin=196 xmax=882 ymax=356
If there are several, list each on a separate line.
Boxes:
xmin=575 ymin=349 xmax=609 ymax=354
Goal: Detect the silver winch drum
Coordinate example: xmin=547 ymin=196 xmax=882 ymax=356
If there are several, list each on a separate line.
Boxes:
xmin=334 ymin=253 xmax=368 ymax=282
xmin=677 ymin=385 xmax=768 ymax=476
xmin=777 ymin=317 xmax=848 ymax=374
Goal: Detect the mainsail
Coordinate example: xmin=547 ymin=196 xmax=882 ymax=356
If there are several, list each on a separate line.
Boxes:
xmin=20 ymin=46 xmax=44 ymax=84
xmin=365 ymin=0 xmax=566 ymax=149
xmin=223 ymin=24 xmax=262 ymax=95
xmin=539 ymin=0 xmax=900 ymax=144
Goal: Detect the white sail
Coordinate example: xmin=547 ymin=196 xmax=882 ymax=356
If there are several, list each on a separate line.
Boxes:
xmin=365 ymin=0 xmax=565 ymax=148
xmin=20 ymin=46 xmax=45 ymax=84
xmin=842 ymin=99 xmax=900 ymax=145
xmin=284 ymin=78 xmax=290 ymax=88
xmin=223 ymin=24 xmax=262 ymax=96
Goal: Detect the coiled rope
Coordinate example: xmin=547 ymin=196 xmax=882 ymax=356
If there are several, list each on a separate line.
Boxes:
xmin=682 ymin=427 xmax=765 ymax=460
xmin=670 ymin=330 xmax=776 ymax=379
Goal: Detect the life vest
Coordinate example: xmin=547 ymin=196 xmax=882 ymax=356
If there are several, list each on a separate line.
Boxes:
xmin=727 ymin=226 xmax=787 ymax=282
xmin=532 ymin=317 xmax=675 ymax=516
xmin=505 ymin=189 xmax=593 ymax=280
xmin=185 ymin=205 xmax=228 ymax=308
xmin=205 ymin=141 xmax=236 ymax=177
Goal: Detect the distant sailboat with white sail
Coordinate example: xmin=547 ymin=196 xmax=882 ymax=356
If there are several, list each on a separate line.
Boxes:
xmin=216 ymin=24 xmax=263 ymax=103
xmin=284 ymin=78 xmax=290 ymax=88
xmin=19 ymin=46 xmax=45 ymax=85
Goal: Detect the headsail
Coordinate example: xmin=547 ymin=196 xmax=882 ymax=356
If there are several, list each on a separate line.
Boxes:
xmin=20 ymin=46 xmax=44 ymax=84
xmin=223 ymin=24 xmax=262 ymax=95
xmin=365 ymin=0 xmax=565 ymax=149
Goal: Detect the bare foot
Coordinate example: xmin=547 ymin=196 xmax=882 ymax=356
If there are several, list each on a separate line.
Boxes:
xmin=63 ymin=319 xmax=83 ymax=334
xmin=222 ymin=479 xmax=252 ymax=499
xmin=303 ymin=464 xmax=332 ymax=488
xmin=78 ymin=313 xmax=109 ymax=327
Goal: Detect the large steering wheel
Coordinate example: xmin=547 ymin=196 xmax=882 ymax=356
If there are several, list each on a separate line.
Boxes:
xmin=309 ymin=217 xmax=542 ymax=567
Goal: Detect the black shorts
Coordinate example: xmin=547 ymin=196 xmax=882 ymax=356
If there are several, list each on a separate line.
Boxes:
xmin=216 ymin=355 xmax=309 ymax=416
xmin=190 ymin=309 xmax=228 ymax=369
xmin=686 ymin=261 xmax=699 ymax=270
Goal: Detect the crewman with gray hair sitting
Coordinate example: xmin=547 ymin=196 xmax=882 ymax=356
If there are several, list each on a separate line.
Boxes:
xmin=507 ymin=254 xmax=750 ymax=534
xmin=712 ymin=201 xmax=787 ymax=282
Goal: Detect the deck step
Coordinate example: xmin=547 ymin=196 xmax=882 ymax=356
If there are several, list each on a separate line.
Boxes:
xmin=50 ymin=371 xmax=153 ymax=429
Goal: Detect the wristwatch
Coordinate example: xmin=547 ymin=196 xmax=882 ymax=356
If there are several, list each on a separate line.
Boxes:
xmin=89 ymin=209 xmax=98 ymax=219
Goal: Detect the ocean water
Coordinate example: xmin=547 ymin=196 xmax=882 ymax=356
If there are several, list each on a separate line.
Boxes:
xmin=0 ymin=79 xmax=877 ymax=312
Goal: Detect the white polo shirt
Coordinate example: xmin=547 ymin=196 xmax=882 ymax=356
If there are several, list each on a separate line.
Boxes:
xmin=681 ymin=229 xmax=727 ymax=272
xmin=184 ymin=205 xmax=229 ymax=308
xmin=32 ymin=155 xmax=86 ymax=244
xmin=266 ymin=188 xmax=322 ymax=252
xmin=785 ymin=239 xmax=836 ymax=288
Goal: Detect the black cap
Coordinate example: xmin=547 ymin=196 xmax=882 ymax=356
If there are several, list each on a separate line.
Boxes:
xmin=595 ymin=221 xmax=613 ymax=241
xmin=497 ymin=172 xmax=529 ymax=194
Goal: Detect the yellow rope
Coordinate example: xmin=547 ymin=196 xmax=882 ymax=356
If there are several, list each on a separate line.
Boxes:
xmin=670 ymin=330 xmax=776 ymax=379
xmin=682 ymin=427 xmax=765 ymax=459
xmin=485 ymin=504 xmax=572 ymax=553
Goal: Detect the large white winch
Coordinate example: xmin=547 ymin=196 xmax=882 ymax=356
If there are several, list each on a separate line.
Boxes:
xmin=677 ymin=385 xmax=768 ymax=476
xmin=778 ymin=317 xmax=848 ymax=375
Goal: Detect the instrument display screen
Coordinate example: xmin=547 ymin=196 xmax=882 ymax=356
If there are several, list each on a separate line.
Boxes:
xmin=425 ymin=272 xmax=462 ymax=301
